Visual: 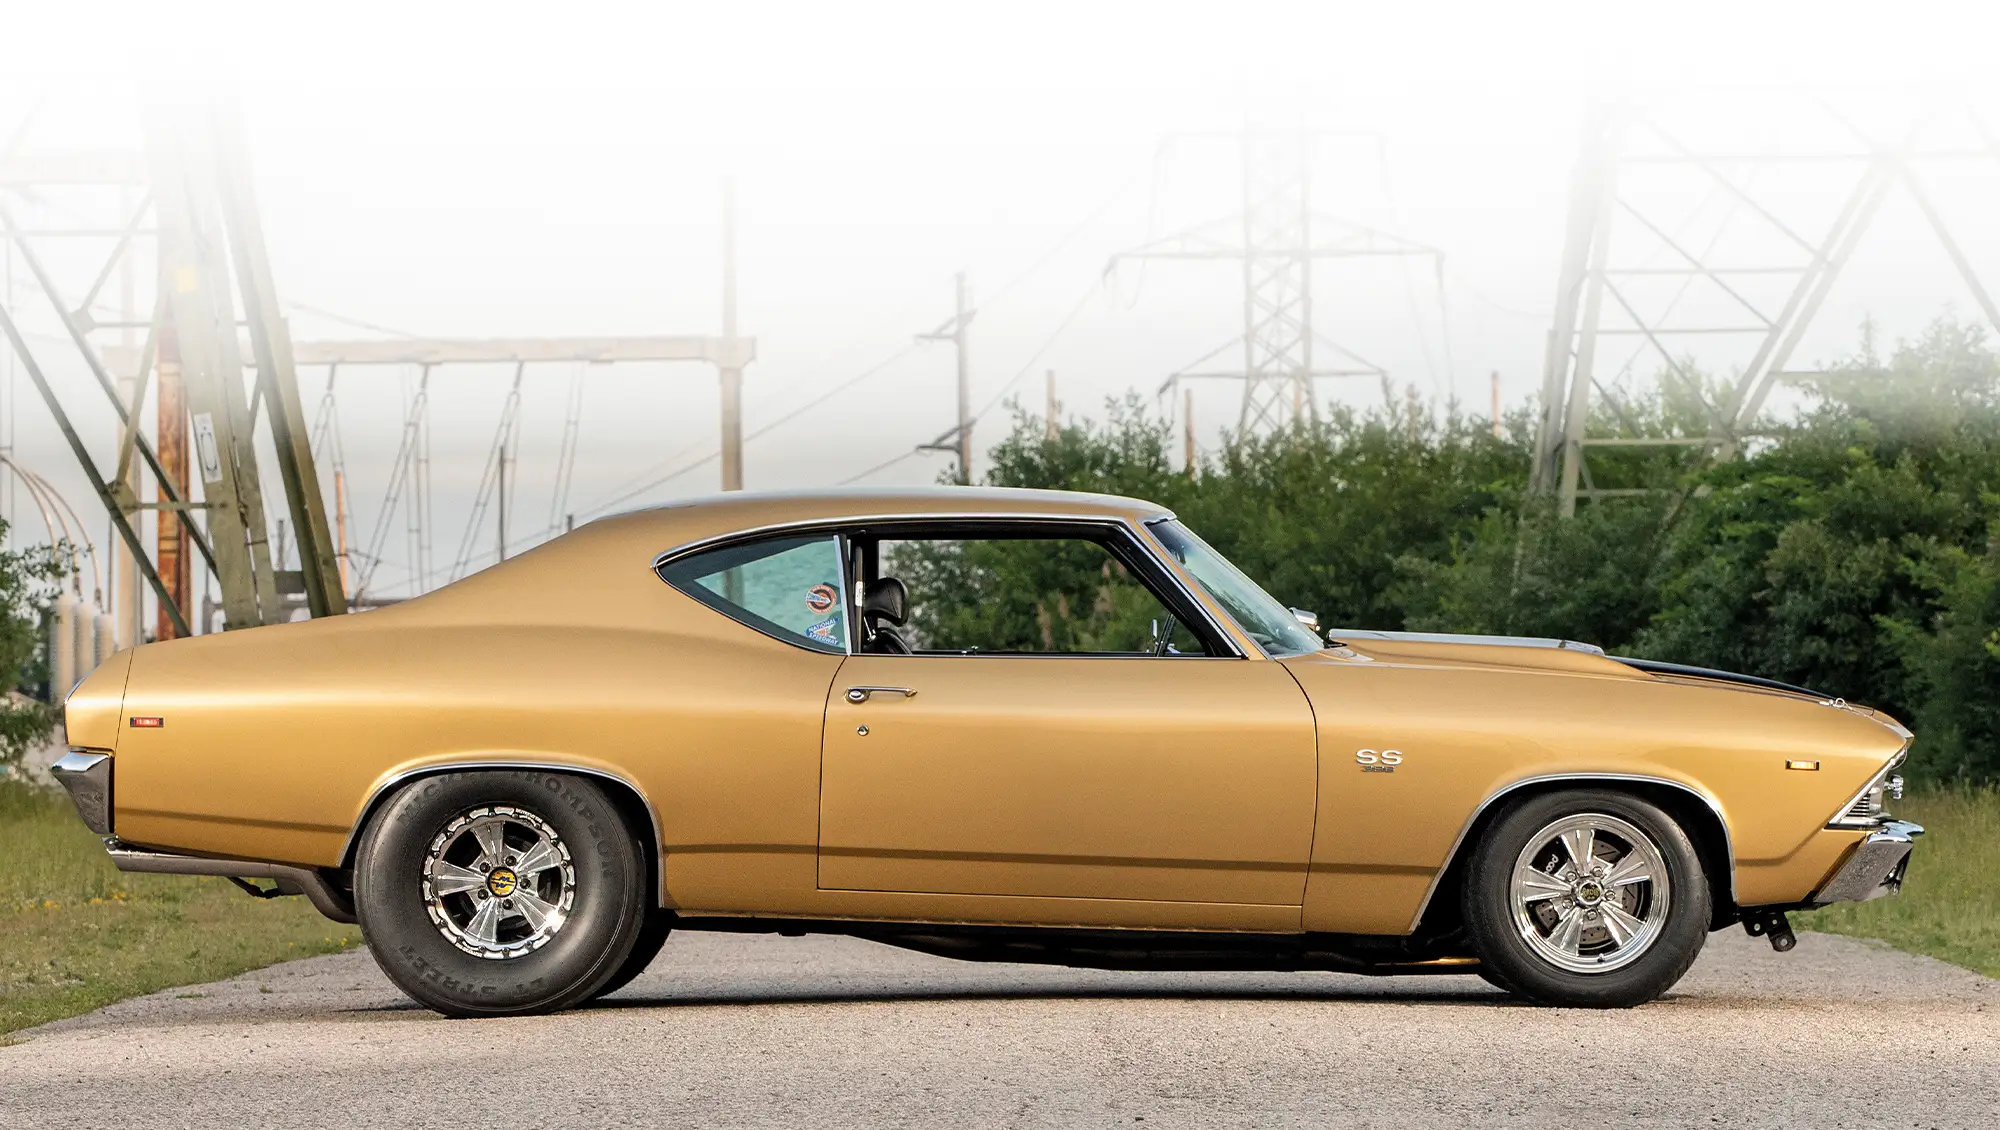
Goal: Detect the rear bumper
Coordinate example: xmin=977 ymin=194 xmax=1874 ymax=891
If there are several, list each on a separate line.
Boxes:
xmin=49 ymin=751 xmax=113 ymax=834
xmin=1810 ymin=820 xmax=1923 ymax=906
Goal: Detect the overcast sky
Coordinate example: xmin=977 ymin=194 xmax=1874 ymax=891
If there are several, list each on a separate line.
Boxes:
xmin=6 ymin=3 xmax=2000 ymax=604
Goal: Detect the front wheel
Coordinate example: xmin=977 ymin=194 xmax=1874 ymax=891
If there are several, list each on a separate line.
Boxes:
xmin=355 ymin=770 xmax=650 ymax=1017
xmin=1462 ymin=789 xmax=1710 ymax=1008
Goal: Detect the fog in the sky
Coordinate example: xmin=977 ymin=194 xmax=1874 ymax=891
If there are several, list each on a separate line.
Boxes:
xmin=5 ymin=4 xmax=2000 ymax=601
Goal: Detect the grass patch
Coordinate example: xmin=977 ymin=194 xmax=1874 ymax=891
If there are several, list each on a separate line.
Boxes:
xmin=0 ymin=780 xmax=360 ymax=1036
xmin=1796 ymin=787 xmax=2000 ymax=979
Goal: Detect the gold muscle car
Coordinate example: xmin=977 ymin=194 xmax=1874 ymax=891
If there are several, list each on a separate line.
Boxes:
xmin=51 ymin=487 xmax=1920 ymax=1014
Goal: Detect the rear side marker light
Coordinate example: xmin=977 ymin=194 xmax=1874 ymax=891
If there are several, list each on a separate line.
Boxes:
xmin=129 ymin=716 xmax=163 ymax=728
xmin=1786 ymin=760 xmax=1819 ymax=771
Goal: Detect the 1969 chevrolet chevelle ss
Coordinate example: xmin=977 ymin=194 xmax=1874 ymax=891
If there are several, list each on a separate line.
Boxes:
xmin=51 ymin=488 xmax=1920 ymax=1015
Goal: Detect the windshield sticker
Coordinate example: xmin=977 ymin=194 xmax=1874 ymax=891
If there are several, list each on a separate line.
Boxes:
xmin=806 ymin=584 xmax=838 ymax=613
xmin=806 ymin=616 xmax=840 ymax=644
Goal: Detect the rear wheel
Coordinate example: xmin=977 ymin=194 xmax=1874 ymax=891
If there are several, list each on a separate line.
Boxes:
xmin=355 ymin=770 xmax=649 ymax=1017
xmin=1462 ymin=789 xmax=1709 ymax=1007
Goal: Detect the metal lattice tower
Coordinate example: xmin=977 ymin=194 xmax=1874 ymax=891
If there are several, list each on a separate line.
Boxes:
xmin=1238 ymin=134 xmax=1314 ymax=430
xmin=1531 ymin=99 xmax=2000 ymax=514
xmin=4 ymin=98 xmax=756 ymax=630
xmin=1116 ymin=128 xmax=1443 ymax=434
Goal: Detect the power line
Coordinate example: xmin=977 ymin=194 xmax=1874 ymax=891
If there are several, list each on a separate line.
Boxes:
xmin=564 ymin=340 xmax=926 ymax=523
xmin=836 ymin=281 xmax=1104 ymax=489
xmin=287 ymin=301 xmax=423 ymax=340
xmin=837 ymin=446 xmax=926 ymax=486
xmin=971 ymin=282 xmax=1102 ymax=424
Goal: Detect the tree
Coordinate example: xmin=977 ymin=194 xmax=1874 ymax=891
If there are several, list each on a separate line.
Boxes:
xmin=0 ymin=520 xmax=59 ymax=770
xmin=964 ymin=316 xmax=2000 ymax=784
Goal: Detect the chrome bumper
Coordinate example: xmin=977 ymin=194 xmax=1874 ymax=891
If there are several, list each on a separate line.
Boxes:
xmin=1811 ymin=819 xmax=1923 ymax=905
xmin=50 ymin=751 xmax=113 ymax=834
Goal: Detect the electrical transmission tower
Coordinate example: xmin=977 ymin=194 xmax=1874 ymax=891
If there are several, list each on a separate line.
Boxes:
xmin=1114 ymin=128 xmax=1444 ymax=433
xmin=1531 ymin=100 xmax=2000 ymax=515
xmin=1 ymin=101 xmax=342 ymax=638
xmin=5 ymin=100 xmax=756 ymax=626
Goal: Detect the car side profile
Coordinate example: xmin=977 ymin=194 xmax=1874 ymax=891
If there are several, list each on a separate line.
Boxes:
xmin=51 ymin=487 xmax=1920 ymax=1015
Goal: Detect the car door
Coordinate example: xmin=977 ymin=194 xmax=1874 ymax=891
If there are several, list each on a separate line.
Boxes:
xmin=817 ymin=522 xmax=1318 ymax=911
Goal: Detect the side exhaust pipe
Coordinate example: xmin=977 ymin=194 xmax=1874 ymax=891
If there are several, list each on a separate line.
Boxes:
xmin=107 ymin=843 xmax=357 ymax=924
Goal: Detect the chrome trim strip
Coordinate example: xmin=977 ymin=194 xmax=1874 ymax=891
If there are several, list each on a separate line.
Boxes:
xmin=1129 ymin=518 xmax=1260 ymax=659
xmin=1330 ymin=628 xmax=1606 ymax=656
xmin=653 ymin=511 xmax=1247 ymax=660
xmin=1404 ymin=772 xmax=1737 ymax=933
xmin=650 ymin=510 xmax=1169 ymax=571
xmin=339 ymin=761 xmax=670 ymax=905
xmin=107 ymin=844 xmax=357 ymax=924
xmin=50 ymin=751 xmax=113 ymax=835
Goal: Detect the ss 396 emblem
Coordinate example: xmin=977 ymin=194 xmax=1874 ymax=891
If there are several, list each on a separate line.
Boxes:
xmin=1356 ymin=748 xmax=1403 ymax=773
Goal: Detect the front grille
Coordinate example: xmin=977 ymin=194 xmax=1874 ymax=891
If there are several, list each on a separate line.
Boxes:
xmin=1840 ymin=791 xmax=1881 ymax=824
xmin=1827 ymin=748 xmax=1908 ymax=829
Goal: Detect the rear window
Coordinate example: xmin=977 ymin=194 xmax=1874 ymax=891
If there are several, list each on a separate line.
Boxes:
xmin=658 ymin=535 xmax=848 ymax=653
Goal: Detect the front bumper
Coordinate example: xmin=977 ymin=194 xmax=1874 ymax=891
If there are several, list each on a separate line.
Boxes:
xmin=1811 ymin=820 xmax=1923 ymax=905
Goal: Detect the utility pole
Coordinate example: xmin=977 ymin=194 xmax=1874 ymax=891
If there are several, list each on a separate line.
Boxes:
xmin=1184 ymin=386 xmax=1196 ymax=477
xmin=155 ymin=321 xmax=189 ymax=638
xmin=1490 ymin=370 xmax=1502 ymax=439
xmin=718 ymin=178 xmax=744 ymax=491
xmin=917 ymin=272 xmax=974 ymax=485
xmin=1045 ymin=369 xmax=1058 ymax=441
xmin=334 ymin=470 xmax=349 ymax=595
xmin=495 ymin=440 xmax=507 ymax=564
xmin=115 ymin=183 xmax=142 ymax=648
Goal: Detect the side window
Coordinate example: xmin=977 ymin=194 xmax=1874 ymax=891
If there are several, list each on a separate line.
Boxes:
xmin=870 ymin=534 xmax=1206 ymax=656
xmin=659 ymin=535 xmax=849 ymax=653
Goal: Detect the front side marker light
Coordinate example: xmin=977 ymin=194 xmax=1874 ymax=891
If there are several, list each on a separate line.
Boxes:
xmin=1786 ymin=759 xmax=1820 ymax=771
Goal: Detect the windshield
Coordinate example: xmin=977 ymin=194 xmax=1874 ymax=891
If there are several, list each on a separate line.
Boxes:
xmin=1147 ymin=519 xmax=1323 ymax=658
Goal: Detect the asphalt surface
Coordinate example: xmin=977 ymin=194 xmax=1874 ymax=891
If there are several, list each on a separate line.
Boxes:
xmin=3 ymin=927 xmax=1994 ymax=1129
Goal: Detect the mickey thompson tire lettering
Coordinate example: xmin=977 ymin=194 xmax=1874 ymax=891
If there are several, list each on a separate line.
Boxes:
xmin=354 ymin=770 xmax=649 ymax=1018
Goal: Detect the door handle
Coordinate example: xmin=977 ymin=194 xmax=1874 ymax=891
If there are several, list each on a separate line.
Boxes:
xmin=846 ymin=686 xmax=916 ymax=703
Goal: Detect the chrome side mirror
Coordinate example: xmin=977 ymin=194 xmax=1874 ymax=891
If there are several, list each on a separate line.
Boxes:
xmin=1289 ymin=607 xmax=1319 ymax=631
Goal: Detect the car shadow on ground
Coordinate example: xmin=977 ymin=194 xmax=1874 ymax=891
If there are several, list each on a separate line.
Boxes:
xmin=582 ymin=982 xmax=1518 ymax=1011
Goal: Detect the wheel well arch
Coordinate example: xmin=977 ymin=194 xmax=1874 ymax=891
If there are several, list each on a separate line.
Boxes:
xmin=339 ymin=762 xmax=666 ymax=907
xmin=1411 ymin=774 xmax=1739 ymax=938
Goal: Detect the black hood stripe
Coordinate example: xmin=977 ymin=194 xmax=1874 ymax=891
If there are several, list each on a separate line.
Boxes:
xmin=1613 ymin=656 xmax=1822 ymax=698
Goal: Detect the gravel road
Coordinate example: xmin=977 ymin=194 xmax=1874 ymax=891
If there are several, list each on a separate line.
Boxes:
xmin=3 ymin=927 xmax=1993 ymax=1128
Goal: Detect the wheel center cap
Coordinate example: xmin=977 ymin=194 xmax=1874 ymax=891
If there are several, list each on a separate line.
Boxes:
xmin=486 ymin=868 xmax=519 ymax=899
xmin=1575 ymin=878 xmax=1604 ymax=905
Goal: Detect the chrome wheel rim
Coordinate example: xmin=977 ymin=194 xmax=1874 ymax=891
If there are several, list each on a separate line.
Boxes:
xmin=421 ymin=805 xmax=576 ymax=960
xmin=1509 ymin=812 xmax=1670 ymax=975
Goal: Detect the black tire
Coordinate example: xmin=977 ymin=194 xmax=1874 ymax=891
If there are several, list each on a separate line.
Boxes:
xmin=355 ymin=770 xmax=650 ymax=1018
xmin=588 ymin=910 xmax=674 ymax=1002
xmin=1461 ymin=788 xmax=1710 ymax=1008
